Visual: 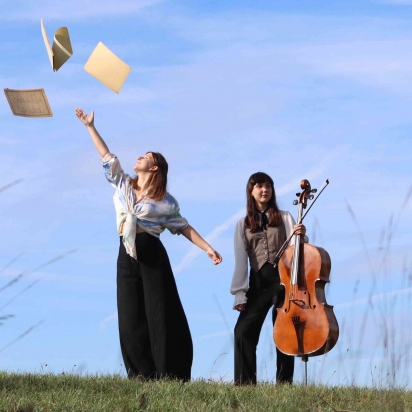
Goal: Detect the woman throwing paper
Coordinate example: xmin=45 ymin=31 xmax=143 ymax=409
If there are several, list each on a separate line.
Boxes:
xmin=75 ymin=108 xmax=222 ymax=381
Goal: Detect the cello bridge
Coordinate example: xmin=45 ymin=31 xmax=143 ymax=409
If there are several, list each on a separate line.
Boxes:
xmin=290 ymin=299 xmax=305 ymax=304
xmin=290 ymin=299 xmax=308 ymax=309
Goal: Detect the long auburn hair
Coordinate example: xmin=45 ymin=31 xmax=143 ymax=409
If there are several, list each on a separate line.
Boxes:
xmin=245 ymin=172 xmax=282 ymax=233
xmin=129 ymin=152 xmax=168 ymax=201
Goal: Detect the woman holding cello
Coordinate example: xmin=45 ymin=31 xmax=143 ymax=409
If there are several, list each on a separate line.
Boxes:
xmin=230 ymin=172 xmax=307 ymax=385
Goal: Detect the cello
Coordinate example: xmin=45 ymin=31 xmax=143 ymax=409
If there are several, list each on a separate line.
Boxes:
xmin=273 ymin=179 xmax=339 ymax=366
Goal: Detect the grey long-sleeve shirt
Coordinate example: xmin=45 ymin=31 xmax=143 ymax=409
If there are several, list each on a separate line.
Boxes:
xmin=230 ymin=210 xmax=308 ymax=309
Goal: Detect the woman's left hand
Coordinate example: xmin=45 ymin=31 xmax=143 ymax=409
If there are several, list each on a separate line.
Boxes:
xmin=294 ymin=224 xmax=306 ymax=236
xmin=206 ymin=247 xmax=223 ymax=265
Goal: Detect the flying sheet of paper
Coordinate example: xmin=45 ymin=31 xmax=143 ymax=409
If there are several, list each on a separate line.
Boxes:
xmin=84 ymin=42 xmax=131 ymax=93
xmin=3 ymin=88 xmax=53 ymax=117
xmin=40 ymin=19 xmax=73 ymax=72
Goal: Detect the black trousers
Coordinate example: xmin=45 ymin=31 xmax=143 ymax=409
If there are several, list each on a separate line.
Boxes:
xmin=234 ymin=263 xmax=295 ymax=385
xmin=117 ymin=233 xmax=193 ymax=381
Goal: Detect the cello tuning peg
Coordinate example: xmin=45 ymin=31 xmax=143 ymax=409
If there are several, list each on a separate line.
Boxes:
xmin=311 ymin=189 xmax=317 ymax=193
xmin=296 ymin=193 xmax=300 ymax=197
xmin=293 ymin=200 xmax=298 ymax=205
xmin=309 ymin=195 xmax=314 ymax=200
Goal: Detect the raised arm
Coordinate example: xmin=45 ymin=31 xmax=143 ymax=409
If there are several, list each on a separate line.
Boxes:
xmin=75 ymin=108 xmax=110 ymax=158
xmin=180 ymin=225 xmax=222 ymax=265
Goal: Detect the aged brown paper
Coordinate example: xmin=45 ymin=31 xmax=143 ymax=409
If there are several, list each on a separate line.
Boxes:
xmin=84 ymin=42 xmax=131 ymax=93
xmin=41 ymin=19 xmax=73 ymax=72
xmin=4 ymin=88 xmax=53 ymax=117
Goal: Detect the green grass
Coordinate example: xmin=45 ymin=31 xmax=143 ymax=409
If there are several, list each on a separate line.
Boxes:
xmin=0 ymin=372 xmax=411 ymax=412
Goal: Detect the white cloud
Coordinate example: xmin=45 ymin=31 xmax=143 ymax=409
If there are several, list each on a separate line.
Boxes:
xmin=290 ymin=39 xmax=412 ymax=94
xmin=99 ymin=311 xmax=117 ymax=330
xmin=335 ymin=287 xmax=412 ymax=310
xmin=173 ymin=209 xmax=246 ymax=275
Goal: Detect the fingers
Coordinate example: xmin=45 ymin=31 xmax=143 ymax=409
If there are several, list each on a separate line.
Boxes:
xmin=75 ymin=108 xmax=86 ymax=121
xmin=235 ymin=304 xmax=246 ymax=312
xmin=209 ymin=250 xmax=222 ymax=265
xmin=214 ymin=251 xmax=222 ymax=264
xmin=206 ymin=247 xmax=222 ymax=264
xmin=294 ymin=224 xmax=306 ymax=236
xmin=75 ymin=107 xmax=94 ymax=127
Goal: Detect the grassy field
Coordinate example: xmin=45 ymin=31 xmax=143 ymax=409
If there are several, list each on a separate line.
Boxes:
xmin=0 ymin=372 xmax=411 ymax=412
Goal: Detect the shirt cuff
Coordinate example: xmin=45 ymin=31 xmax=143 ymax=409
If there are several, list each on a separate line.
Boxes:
xmin=178 ymin=222 xmax=189 ymax=235
xmin=169 ymin=221 xmax=189 ymax=235
xmin=233 ymin=291 xmax=248 ymax=310
xmin=101 ymin=152 xmax=115 ymax=163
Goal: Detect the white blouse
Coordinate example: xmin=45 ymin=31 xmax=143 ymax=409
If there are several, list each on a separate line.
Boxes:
xmin=102 ymin=153 xmax=189 ymax=260
xmin=230 ymin=210 xmax=308 ymax=309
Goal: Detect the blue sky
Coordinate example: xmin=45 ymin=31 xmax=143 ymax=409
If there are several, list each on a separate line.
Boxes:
xmin=0 ymin=0 xmax=411 ymax=387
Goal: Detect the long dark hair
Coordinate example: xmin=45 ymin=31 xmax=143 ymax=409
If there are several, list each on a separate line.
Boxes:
xmin=244 ymin=172 xmax=282 ymax=233
xmin=130 ymin=152 xmax=168 ymax=201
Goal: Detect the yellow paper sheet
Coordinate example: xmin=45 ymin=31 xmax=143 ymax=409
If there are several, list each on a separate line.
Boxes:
xmin=84 ymin=42 xmax=131 ymax=93
xmin=3 ymin=88 xmax=53 ymax=117
xmin=40 ymin=19 xmax=73 ymax=72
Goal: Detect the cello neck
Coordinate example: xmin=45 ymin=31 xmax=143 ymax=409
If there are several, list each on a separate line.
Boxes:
xmin=290 ymin=203 xmax=303 ymax=285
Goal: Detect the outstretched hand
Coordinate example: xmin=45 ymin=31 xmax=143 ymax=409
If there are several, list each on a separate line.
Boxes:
xmin=206 ymin=246 xmax=222 ymax=265
xmin=75 ymin=108 xmax=94 ymax=127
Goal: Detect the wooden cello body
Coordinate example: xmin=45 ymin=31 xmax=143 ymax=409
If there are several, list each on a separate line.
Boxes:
xmin=273 ymin=180 xmax=339 ymax=357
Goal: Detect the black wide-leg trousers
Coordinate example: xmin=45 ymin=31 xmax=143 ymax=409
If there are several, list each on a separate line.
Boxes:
xmin=117 ymin=233 xmax=193 ymax=381
xmin=234 ymin=263 xmax=294 ymax=385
